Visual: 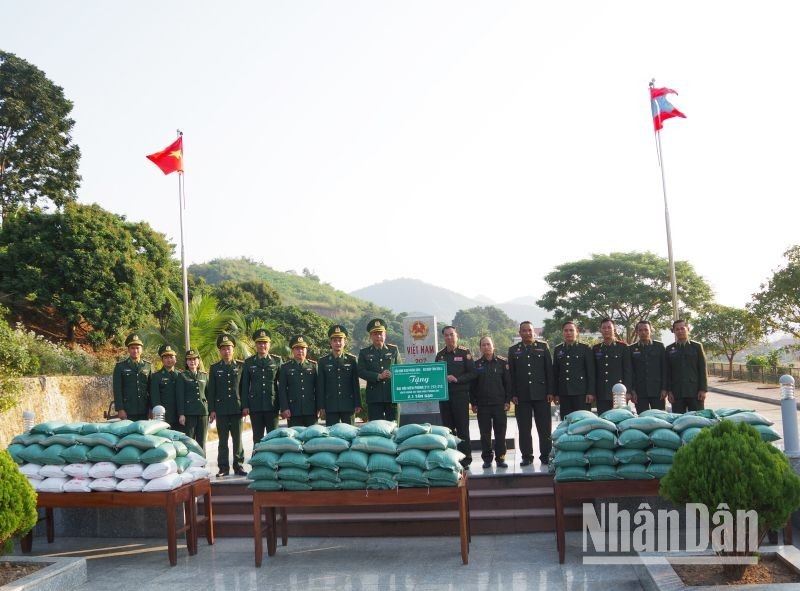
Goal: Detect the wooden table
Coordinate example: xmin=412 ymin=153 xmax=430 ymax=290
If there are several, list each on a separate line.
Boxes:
xmin=21 ymin=482 xmax=200 ymax=566
xmin=190 ymin=478 xmax=215 ymax=546
xmin=252 ymin=474 xmax=471 ymax=567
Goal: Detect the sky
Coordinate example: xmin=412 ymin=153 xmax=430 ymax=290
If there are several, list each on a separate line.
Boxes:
xmin=3 ymin=1 xmax=798 ymax=309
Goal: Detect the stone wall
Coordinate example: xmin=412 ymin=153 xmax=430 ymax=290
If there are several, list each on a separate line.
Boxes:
xmin=0 ymin=375 xmax=112 ymax=447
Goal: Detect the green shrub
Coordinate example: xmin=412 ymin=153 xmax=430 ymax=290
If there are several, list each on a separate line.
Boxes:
xmin=0 ymin=449 xmax=38 ymax=554
xmin=0 ymin=309 xmax=37 ymax=413
xmin=12 ymin=326 xmax=113 ymax=375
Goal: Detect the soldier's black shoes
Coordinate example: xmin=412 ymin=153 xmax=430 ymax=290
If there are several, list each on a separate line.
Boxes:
xmin=496 ymin=460 xmax=508 ymax=468
xmin=216 ymin=469 xmax=230 ymax=478
xmin=482 ymin=462 xmax=492 ymax=469
xmin=233 ymin=468 xmax=247 ymax=477
xmin=520 ymin=458 xmax=533 ymax=467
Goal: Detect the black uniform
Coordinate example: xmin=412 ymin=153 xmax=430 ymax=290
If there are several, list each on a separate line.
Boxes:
xmin=241 ymin=353 xmax=282 ymax=445
xmin=278 ymin=359 xmax=319 ymax=427
xmin=629 ymin=340 xmax=667 ymax=413
xmin=665 ymin=340 xmax=708 ymax=413
xmin=358 ymin=344 xmax=402 ymax=421
xmin=552 ymin=342 xmax=595 ymax=418
xmin=435 ymin=345 xmax=477 ymax=465
xmin=471 ymin=354 xmax=512 ymax=464
xmin=317 ymin=352 xmax=360 ymax=425
xmin=207 ymin=359 xmax=244 ymax=473
xmin=507 ymin=340 xmax=555 ymax=464
xmin=592 ymin=341 xmax=632 ymax=414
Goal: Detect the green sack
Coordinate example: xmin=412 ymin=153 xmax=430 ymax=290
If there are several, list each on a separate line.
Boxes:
xmin=396 ymin=449 xmax=428 ymax=469
xmin=649 ymin=428 xmax=682 ymax=450
xmin=351 ymin=435 xmax=397 ymax=455
xmin=672 ymin=414 xmax=716 ymax=432
xmin=551 ymin=424 xmax=569 ymax=442
xmin=309 ymin=480 xmax=338 ymax=490
xmin=584 ymin=448 xmax=616 ymax=466
xmin=308 ymin=452 xmax=339 ymax=470
xmin=277 ymin=452 xmax=311 ymax=469
xmin=647 ymin=463 xmax=673 ymax=478
xmin=248 ymin=480 xmax=283 ymax=491
xmin=586 ymin=465 xmax=622 ymax=480
xmin=302 ymin=437 xmax=349 ymax=454
xmin=281 ymin=480 xmax=313 ymax=491
xmin=647 ymin=446 xmax=675 ymax=463
xmin=309 ymin=467 xmax=339 ymax=483
xmin=140 ymin=443 xmax=178 ymax=464
xmin=584 ymin=429 xmax=617 ymax=449
xmin=39 ymin=444 xmax=67 ymax=465
xmin=181 ymin=436 xmax=205 ymax=457
xmin=368 ymin=453 xmax=402 ymax=474
xmin=424 ymin=448 xmax=466 ymax=472
xmin=249 ymin=466 xmax=279 ymax=481
xmin=76 ymin=432 xmax=120 ymax=448
xmin=30 ymin=421 xmax=66 ymax=435
xmin=262 ymin=427 xmax=298 ymax=441
xmin=366 ymin=471 xmax=397 ymax=489
xmin=106 ymin=420 xmax=136 ymax=436
xmin=444 ymin=433 xmax=460 ymax=450
xmin=553 ymin=450 xmax=589 ymax=468
xmin=359 ymin=420 xmax=397 ymax=438
xmin=328 ymin=423 xmax=359 ymax=441
xmin=397 ymin=466 xmax=429 ymax=486
xmin=256 ymin=437 xmax=304 ymax=453
xmin=339 ymin=468 xmax=369 ymax=482
xmin=715 ymin=408 xmax=754 ymax=417
xmin=600 ymin=409 xmax=636 ymax=424
xmin=7 ymin=443 xmax=25 ymax=464
xmin=112 ymin=446 xmax=144 ymax=465
xmin=614 ymin=448 xmax=648 ymax=464
xmin=11 ymin=433 xmax=46 ymax=446
xmin=681 ymin=427 xmax=703 ymax=444
xmin=337 ymin=450 xmax=369 ymax=471
xmin=553 ymin=434 xmax=592 ymax=452
xmin=87 ymin=444 xmax=116 ymax=462
xmin=567 ymin=416 xmax=617 ymax=435
xmin=338 ymin=480 xmax=367 ymax=489
xmin=394 ymin=423 xmax=431 ymax=443
xmin=616 ymin=463 xmax=654 ymax=480
xmin=565 ymin=410 xmax=596 ymax=423
xmin=155 ymin=429 xmax=186 ymax=441
xmin=249 ymin=451 xmax=281 ymax=469
xmin=117 ymin=434 xmax=171 ymax=450
xmin=397 ymin=433 xmax=448 ymax=452
xmin=554 ymin=467 xmax=589 ymax=482
xmin=172 ymin=440 xmax=189 ymax=457
xmin=617 ymin=429 xmax=651 ymax=450
xmin=754 ymin=424 xmax=781 ymax=442
xmin=298 ymin=424 xmax=329 ymax=442
xmin=278 ymin=467 xmax=310 ymax=482
xmin=639 ymin=409 xmax=670 ymax=418
xmin=430 ymin=425 xmax=452 ymax=437
xmin=78 ymin=422 xmax=101 ymax=434
xmin=41 ymin=433 xmax=82 ymax=446
xmin=129 ymin=420 xmax=172 ymax=435
xmin=175 ymin=455 xmax=192 ymax=473
xmin=618 ymin=417 xmax=673 ymax=433
xmin=723 ymin=412 xmax=774 ymax=427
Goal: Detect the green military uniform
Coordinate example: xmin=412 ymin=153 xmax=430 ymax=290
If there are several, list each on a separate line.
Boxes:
xmin=592 ymin=340 xmax=633 ymax=414
xmin=207 ymin=334 xmax=244 ymax=475
xmin=508 ymin=339 xmax=555 ymax=463
xmin=665 ymin=340 xmax=708 ymax=413
xmin=436 ymin=344 xmax=476 ymax=465
xmin=176 ymin=349 xmax=209 ymax=451
xmin=472 ymin=354 xmax=512 ymax=466
xmin=553 ymin=341 xmax=595 ymax=417
xmin=112 ymin=333 xmax=152 ymax=421
xmin=630 ymin=340 xmax=667 ymax=413
xmin=358 ymin=319 xmax=402 ymax=421
xmin=278 ymin=335 xmax=319 ymax=427
xmin=150 ymin=344 xmax=181 ymax=429
xmin=241 ymin=328 xmax=282 ymax=445
xmin=318 ymin=325 xmax=360 ymax=425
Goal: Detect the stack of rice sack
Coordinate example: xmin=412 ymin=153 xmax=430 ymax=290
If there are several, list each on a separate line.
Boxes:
xmin=552 ymin=407 xmax=781 ymax=482
xmin=246 ymin=421 xmax=465 ymax=492
xmin=7 ymin=420 xmax=208 ymax=493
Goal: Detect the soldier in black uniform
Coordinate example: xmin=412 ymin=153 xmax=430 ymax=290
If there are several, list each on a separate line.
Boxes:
xmin=552 ymin=321 xmax=595 ymax=418
xmin=150 ymin=344 xmax=181 ymax=429
xmin=471 ymin=336 xmax=512 ymax=469
xmin=629 ymin=320 xmax=667 ymax=413
xmin=665 ymin=319 xmax=708 ymax=413
xmin=358 ymin=318 xmax=402 ymax=421
xmin=208 ymin=334 xmax=245 ymax=477
xmin=278 ymin=335 xmax=319 ymax=427
xmin=591 ymin=318 xmax=633 ymax=414
xmin=435 ymin=326 xmax=477 ymax=467
xmin=112 ymin=332 xmax=152 ymax=421
xmin=241 ymin=328 xmax=282 ymax=446
xmin=318 ymin=324 xmax=361 ymax=425
xmin=508 ymin=321 xmax=555 ymax=466
xmin=177 ymin=349 xmax=209 ymax=451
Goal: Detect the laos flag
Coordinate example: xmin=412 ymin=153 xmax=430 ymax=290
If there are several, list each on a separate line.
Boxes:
xmin=650 ymin=87 xmax=686 ymax=131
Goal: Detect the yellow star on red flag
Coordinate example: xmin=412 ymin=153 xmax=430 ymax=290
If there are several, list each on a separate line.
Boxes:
xmin=147 ymin=136 xmax=184 ymax=175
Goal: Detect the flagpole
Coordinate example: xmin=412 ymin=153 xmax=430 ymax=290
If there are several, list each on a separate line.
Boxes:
xmin=176 ymin=130 xmax=191 ymax=352
xmin=650 ymin=80 xmax=680 ymax=322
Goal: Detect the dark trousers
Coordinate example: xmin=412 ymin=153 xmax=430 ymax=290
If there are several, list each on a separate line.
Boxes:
xmin=368 ymin=403 xmax=397 ymax=422
xmin=216 ymin=414 xmax=244 ymax=471
xmin=250 ymin=411 xmax=278 ymax=446
xmin=439 ymin=393 xmax=472 ymax=464
xmin=183 ymin=415 xmax=208 ymax=452
xmin=288 ymin=415 xmax=318 ymax=427
xmin=635 ymin=396 xmax=665 ymax=414
xmin=325 ymin=411 xmax=354 ymax=425
xmin=558 ymin=395 xmax=589 ymax=419
xmin=596 ymin=398 xmax=613 ymax=415
xmin=516 ymin=400 xmax=552 ymax=461
xmin=128 ymin=413 xmax=148 ymax=421
xmin=477 ymin=405 xmax=507 ymax=462
xmin=670 ymin=396 xmax=704 ymax=414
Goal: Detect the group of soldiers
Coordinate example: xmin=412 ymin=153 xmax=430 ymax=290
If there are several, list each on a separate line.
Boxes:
xmin=112 ymin=315 xmax=707 ymax=478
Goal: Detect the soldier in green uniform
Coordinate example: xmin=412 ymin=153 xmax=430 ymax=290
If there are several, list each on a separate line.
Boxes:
xmin=150 ymin=344 xmax=181 ymax=429
xmin=358 ymin=318 xmax=402 ymax=421
xmin=629 ymin=320 xmax=667 ymax=413
xmin=436 ymin=326 xmax=476 ymax=467
xmin=317 ymin=324 xmax=361 ymax=425
xmin=278 ymin=335 xmax=319 ymax=427
xmin=553 ymin=321 xmax=595 ymax=418
xmin=665 ymin=319 xmax=708 ymax=413
xmin=508 ymin=321 xmax=555 ymax=466
xmin=112 ymin=333 xmax=152 ymax=421
xmin=207 ymin=334 xmax=245 ymax=477
xmin=177 ymin=349 xmax=209 ymax=451
xmin=241 ymin=328 xmax=282 ymax=446
xmin=591 ymin=318 xmax=633 ymax=414
xmin=471 ymin=336 xmax=512 ymax=469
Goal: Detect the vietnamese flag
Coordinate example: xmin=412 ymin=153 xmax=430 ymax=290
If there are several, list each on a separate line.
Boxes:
xmin=147 ymin=136 xmax=184 ymax=174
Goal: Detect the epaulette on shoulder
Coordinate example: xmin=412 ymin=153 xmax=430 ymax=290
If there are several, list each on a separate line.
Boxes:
xmin=496 ymin=355 xmax=508 ymax=362
xmin=345 ymin=352 xmax=357 ymax=359
xmin=387 ymin=343 xmax=399 ymax=350
xmin=456 ymin=345 xmax=471 ymax=352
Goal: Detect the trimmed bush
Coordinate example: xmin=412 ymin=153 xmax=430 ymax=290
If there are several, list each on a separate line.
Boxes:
xmin=0 ymin=449 xmax=37 ymax=554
